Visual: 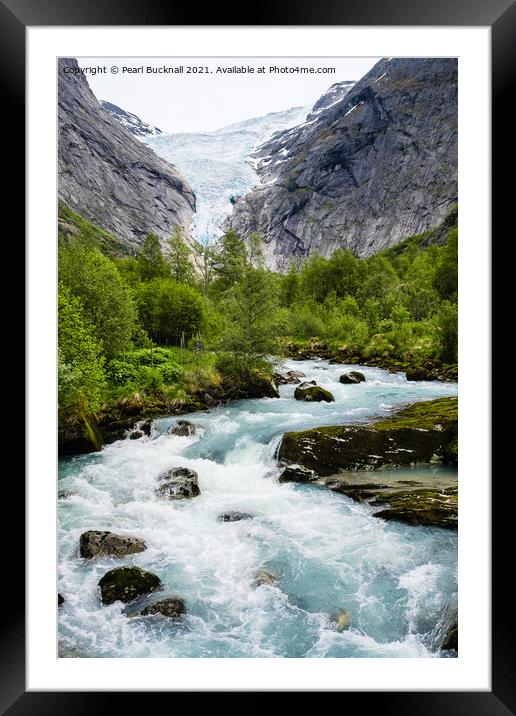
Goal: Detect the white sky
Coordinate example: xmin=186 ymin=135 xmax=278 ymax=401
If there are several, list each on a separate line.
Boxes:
xmin=78 ymin=57 xmax=379 ymax=133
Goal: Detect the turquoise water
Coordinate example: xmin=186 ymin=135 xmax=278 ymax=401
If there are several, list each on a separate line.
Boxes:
xmin=58 ymin=359 xmax=458 ymax=658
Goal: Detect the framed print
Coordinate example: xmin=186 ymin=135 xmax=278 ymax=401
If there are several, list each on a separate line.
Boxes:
xmin=6 ymin=0 xmax=509 ymax=709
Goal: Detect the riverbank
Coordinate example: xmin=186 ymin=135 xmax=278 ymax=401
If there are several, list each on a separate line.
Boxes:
xmin=285 ymin=339 xmax=458 ymax=382
xmin=58 ymin=367 xmax=280 ymax=456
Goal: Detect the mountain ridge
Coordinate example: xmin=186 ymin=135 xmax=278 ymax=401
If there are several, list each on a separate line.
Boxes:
xmin=58 ymin=58 xmax=195 ymax=254
xmin=227 ymin=58 xmax=458 ymax=271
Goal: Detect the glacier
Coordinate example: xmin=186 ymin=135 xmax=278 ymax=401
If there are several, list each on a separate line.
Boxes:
xmin=144 ymin=106 xmax=309 ymax=244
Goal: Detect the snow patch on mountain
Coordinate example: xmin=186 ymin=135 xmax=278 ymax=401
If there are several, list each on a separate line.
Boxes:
xmin=101 ymin=101 xmax=163 ymax=137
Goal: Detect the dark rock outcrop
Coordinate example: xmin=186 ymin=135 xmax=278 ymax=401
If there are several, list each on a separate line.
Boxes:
xmin=339 ymin=371 xmax=365 ymax=384
xmin=279 ymin=397 xmax=457 ymax=473
xmin=217 ymin=511 xmax=254 ymax=523
xmin=58 ymin=58 xmax=195 ymax=254
xmin=98 ymin=566 xmax=162 ymax=605
xmin=80 ymin=531 xmax=147 ymax=559
xmin=441 ymin=618 xmax=458 ymax=651
xmin=140 ymin=597 xmax=186 ymax=618
xmin=169 ymin=420 xmax=197 ymax=437
xmin=58 ymin=412 xmax=104 ymax=456
xmin=405 ymin=366 xmax=434 ymax=381
xmin=278 ymin=464 xmax=318 ymax=483
xmin=294 ymin=384 xmax=335 ymax=403
xmin=129 ymin=430 xmax=144 ymax=440
xmin=155 ymin=467 xmax=200 ymax=500
xmin=228 ymin=58 xmax=457 ymax=271
xmin=58 ymin=593 xmax=65 ymax=606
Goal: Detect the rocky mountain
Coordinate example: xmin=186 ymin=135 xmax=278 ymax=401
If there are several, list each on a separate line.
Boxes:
xmin=100 ymin=100 xmax=163 ymax=137
xmin=58 ymin=58 xmax=195 ymax=254
xmin=227 ymin=58 xmax=458 ymax=271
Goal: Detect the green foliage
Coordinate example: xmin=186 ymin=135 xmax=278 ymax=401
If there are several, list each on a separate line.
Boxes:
xmin=137 ymin=233 xmax=170 ymax=281
xmin=433 ymin=228 xmax=458 ymax=299
xmin=167 ymin=227 xmax=195 ymax=283
xmin=277 ymin=220 xmax=458 ymax=363
xmin=434 ymin=300 xmax=458 ymax=363
xmin=219 ymin=266 xmax=281 ymax=367
xmin=134 ymin=278 xmax=206 ymax=344
xmin=59 ymin=241 xmax=137 ymax=359
xmin=58 ymin=284 xmax=106 ymax=414
xmin=213 ymin=230 xmax=247 ymax=292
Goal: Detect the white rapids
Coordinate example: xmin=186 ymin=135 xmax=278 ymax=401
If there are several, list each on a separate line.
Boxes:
xmin=58 ymin=359 xmax=458 ymax=658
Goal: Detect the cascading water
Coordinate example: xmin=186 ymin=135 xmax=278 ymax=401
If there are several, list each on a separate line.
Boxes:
xmin=58 ymin=360 xmax=458 ymax=658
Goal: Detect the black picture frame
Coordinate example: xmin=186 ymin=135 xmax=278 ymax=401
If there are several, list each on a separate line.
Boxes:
xmin=6 ymin=0 xmax=506 ymax=710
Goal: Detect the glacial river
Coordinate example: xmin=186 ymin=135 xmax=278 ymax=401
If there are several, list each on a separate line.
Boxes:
xmin=58 ymin=359 xmax=458 ymax=658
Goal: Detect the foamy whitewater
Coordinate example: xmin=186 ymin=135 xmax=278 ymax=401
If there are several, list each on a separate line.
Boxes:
xmin=58 ymin=360 xmax=458 ymax=658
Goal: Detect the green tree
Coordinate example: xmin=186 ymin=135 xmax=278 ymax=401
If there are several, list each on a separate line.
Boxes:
xmin=137 ymin=233 xmax=170 ymax=281
xmin=167 ymin=227 xmax=194 ymax=283
xmin=433 ymin=229 xmax=458 ymax=300
xmin=214 ymin=230 xmax=247 ymax=291
xmin=434 ymin=300 xmax=458 ymax=363
xmin=58 ymin=284 xmax=106 ymax=414
xmin=219 ymin=267 xmax=280 ymax=372
xmin=247 ymin=232 xmax=266 ymax=268
xmin=59 ymin=242 xmax=137 ymax=359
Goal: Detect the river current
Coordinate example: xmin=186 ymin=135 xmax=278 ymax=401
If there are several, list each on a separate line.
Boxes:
xmin=58 ymin=359 xmax=458 ymax=658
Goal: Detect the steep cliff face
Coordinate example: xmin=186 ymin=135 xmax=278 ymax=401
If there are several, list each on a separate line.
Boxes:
xmin=58 ymin=58 xmax=195 ymax=253
xmin=227 ymin=59 xmax=457 ymax=271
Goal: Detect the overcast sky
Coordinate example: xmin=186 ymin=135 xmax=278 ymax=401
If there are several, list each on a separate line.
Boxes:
xmin=78 ymin=57 xmax=380 ymax=133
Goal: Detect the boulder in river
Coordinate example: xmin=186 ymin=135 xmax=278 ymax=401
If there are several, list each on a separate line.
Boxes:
xmin=279 ymin=397 xmax=458 ymax=474
xmin=274 ymin=372 xmax=300 ymax=385
xmin=339 ymin=371 xmax=365 ymax=384
xmin=156 ymin=467 xmax=200 ymax=500
xmin=58 ymin=490 xmax=74 ymax=500
xmin=129 ymin=430 xmax=144 ymax=440
xmin=141 ymin=597 xmax=186 ymax=618
xmin=294 ymin=384 xmax=335 ymax=403
xmin=140 ymin=419 xmax=153 ymax=436
xmin=405 ymin=366 xmax=434 ymax=381
xmin=278 ymin=464 xmax=318 ymax=483
xmin=288 ymin=370 xmax=306 ymax=378
xmin=253 ymin=569 xmax=277 ymax=587
xmin=58 ymin=593 xmax=65 ymax=607
xmin=218 ymin=511 xmax=254 ymax=522
xmin=169 ymin=420 xmax=197 ymax=437
xmin=80 ymin=530 xmax=147 ymax=559
xmin=98 ymin=566 xmax=162 ymax=605
xmin=330 ymin=608 xmax=352 ymax=631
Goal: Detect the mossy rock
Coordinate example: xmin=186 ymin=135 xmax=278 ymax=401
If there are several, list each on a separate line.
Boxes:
xmin=278 ymin=397 xmax=457 ymax=474
xmin=98 ymin=566 xmax=162 ymax=605
xmin=371 ymin=487 xmax=458 ymax=529
xmin=294 ymin=385 xmax=335 ymax=403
